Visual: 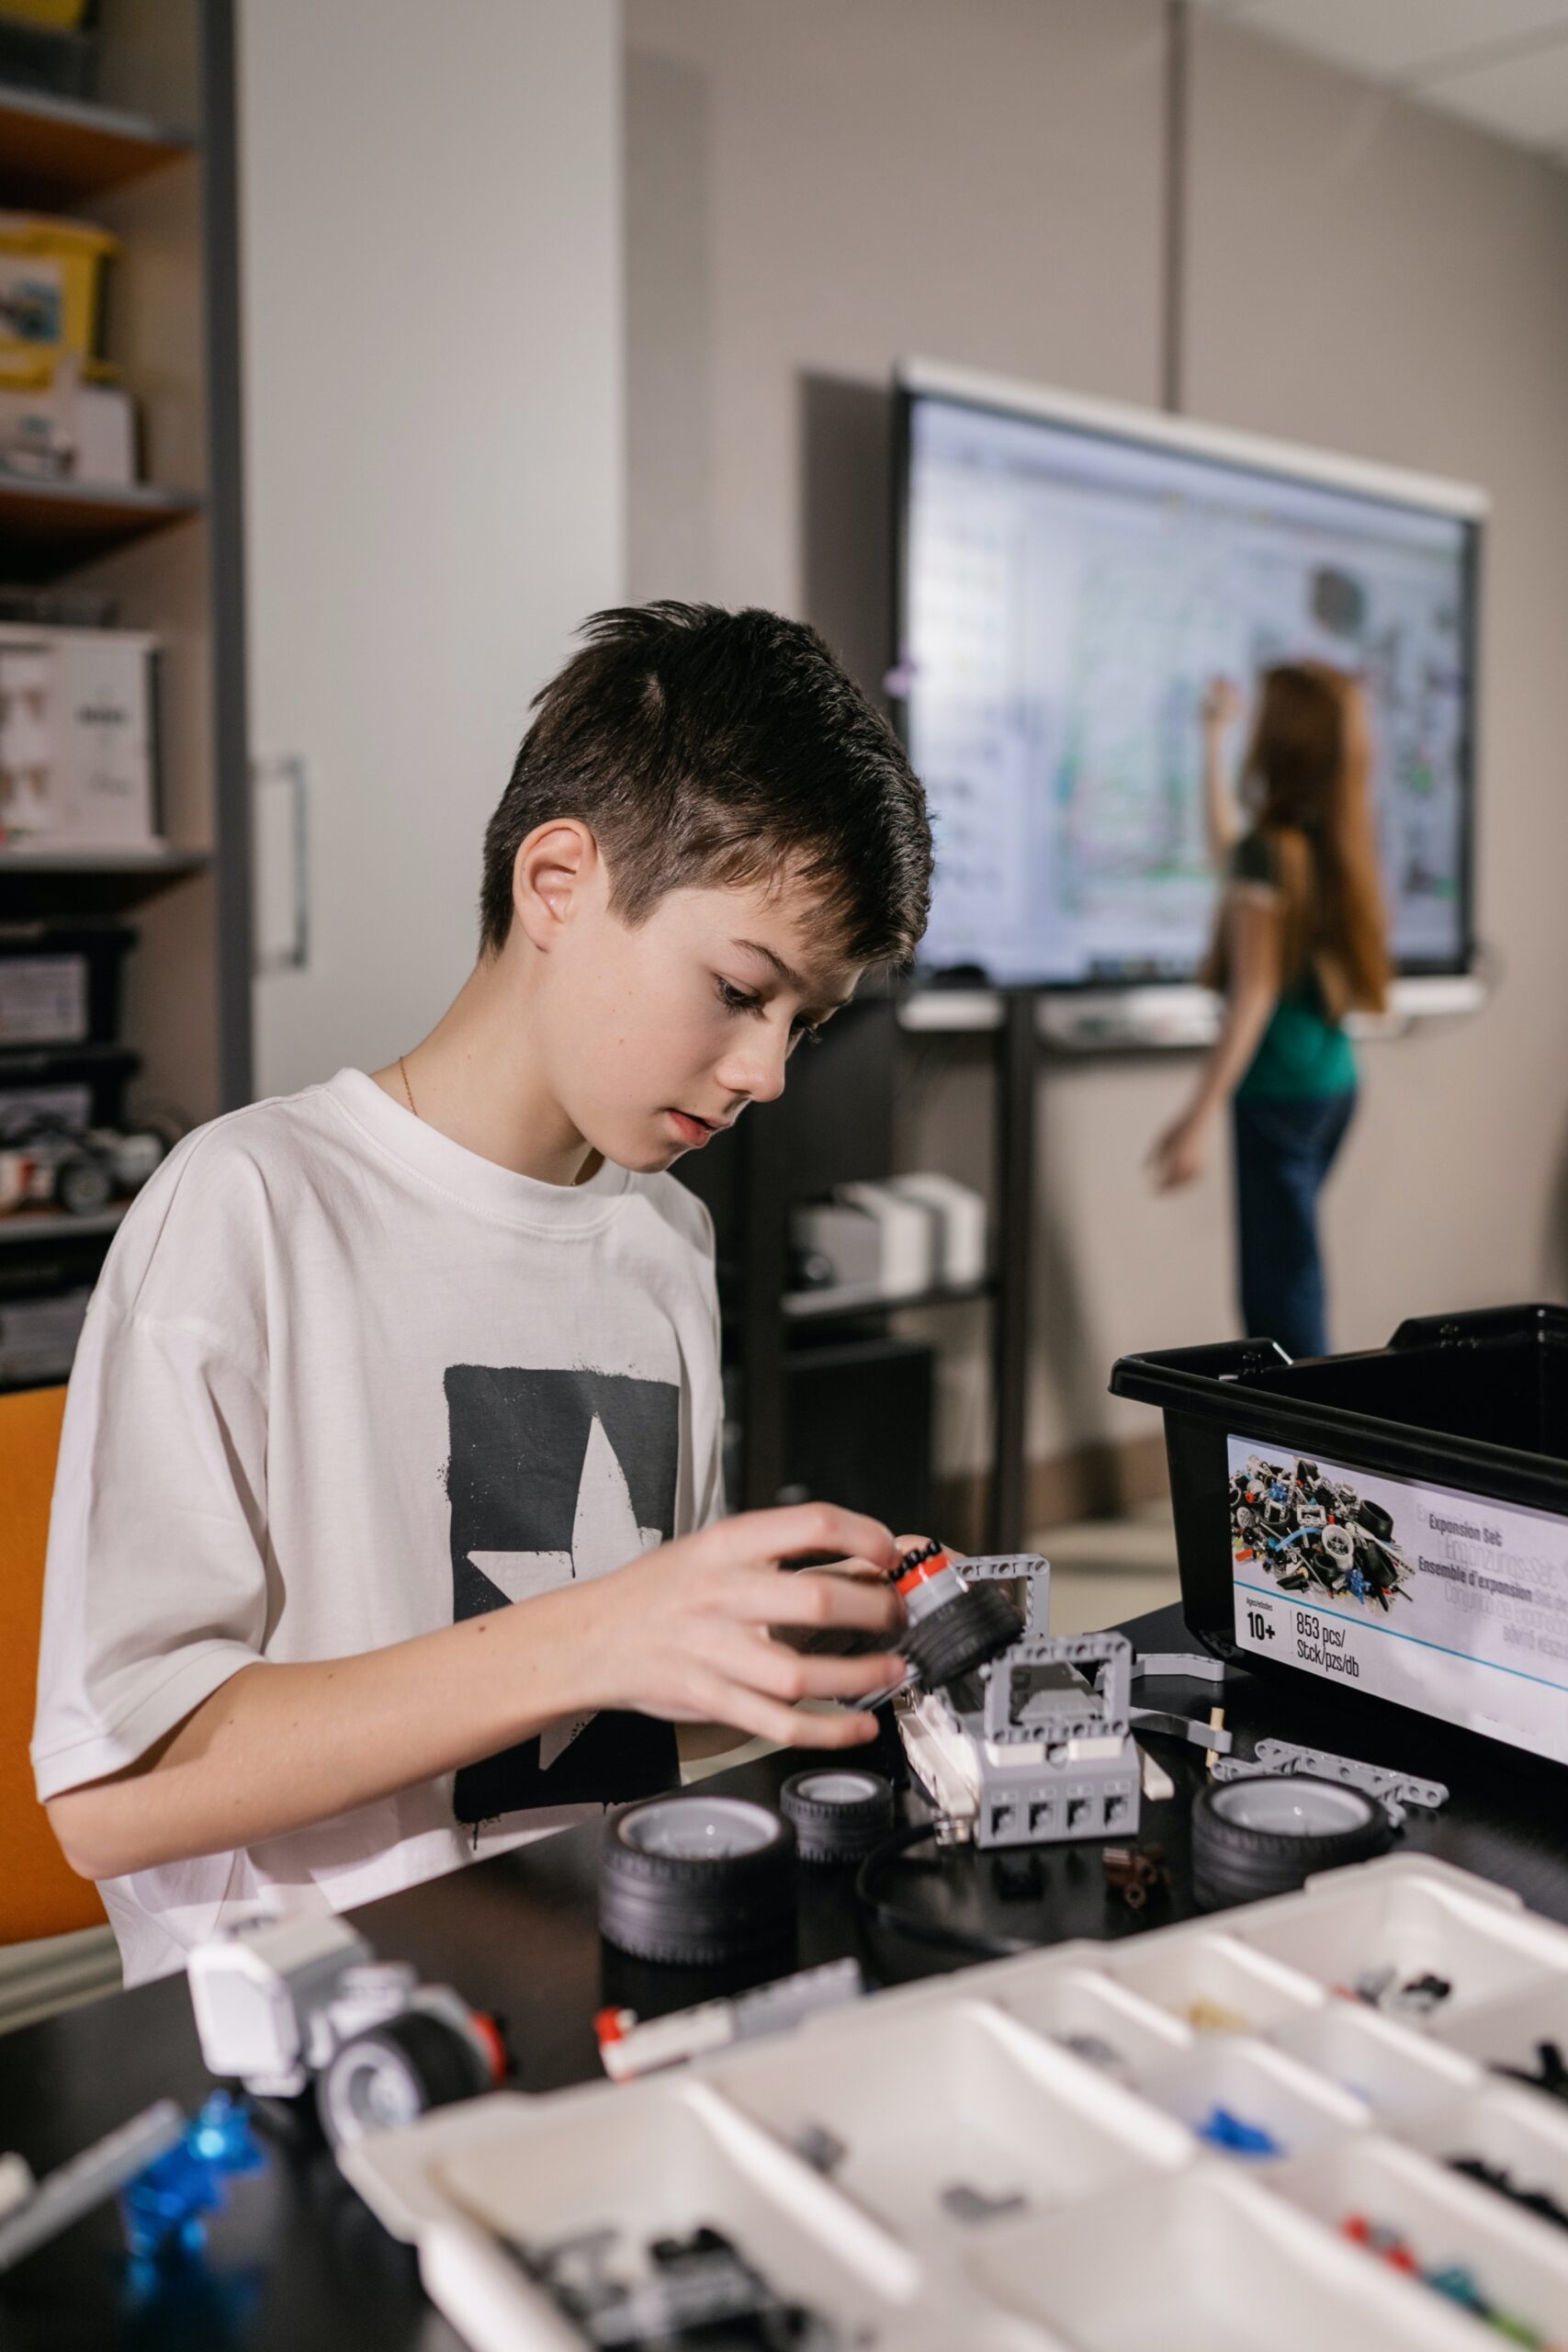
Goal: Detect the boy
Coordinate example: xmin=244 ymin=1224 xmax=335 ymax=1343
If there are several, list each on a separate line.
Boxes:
xmin=33 ymin=603 xmax=934 ymax=1984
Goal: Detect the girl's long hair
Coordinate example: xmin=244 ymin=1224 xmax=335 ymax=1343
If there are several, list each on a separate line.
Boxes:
xmin=1201 ymin=662 xmax=1391 ymax=1020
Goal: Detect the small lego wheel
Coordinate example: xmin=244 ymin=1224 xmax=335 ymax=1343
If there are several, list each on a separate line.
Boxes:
xmin=780 ymin=1768 xmax=894 ymax=1863
xmin=55 ymin=1148 xmax=114 ymax=1217
xmin=599 ymin=1795 xmax=796 ymax=1964
xmin=1191 ymin=1775 xmax=1392 ymax=1911
xmin=316 ymin=2009 xmax=494 ymax=2148
xmin=901 ymin=1581 xmax=1021 ymax=1693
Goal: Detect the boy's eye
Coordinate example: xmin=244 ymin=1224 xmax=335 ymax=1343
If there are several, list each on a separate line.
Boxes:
xmin=716 ymin=977 xmax=823 ymax=1046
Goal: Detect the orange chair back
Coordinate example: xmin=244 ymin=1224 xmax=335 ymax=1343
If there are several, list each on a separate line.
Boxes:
xmin=0 ymin=1385 xmax=107 ymax=1942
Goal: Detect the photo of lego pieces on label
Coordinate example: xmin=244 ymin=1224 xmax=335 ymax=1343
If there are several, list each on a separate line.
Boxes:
xmin=1227 ymin=1436 xmax=1568 ymax=1766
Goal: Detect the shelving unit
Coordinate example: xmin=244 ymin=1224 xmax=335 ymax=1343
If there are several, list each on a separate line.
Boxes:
xmin=0 ymin=81 xmax=191 ymax=207
xmin=682 ymin=990 xmax=1035 ymax=1553
xmin=0 ymin=476 xmax=203 ymax=575
xmin=0 ymin=848 xmax=209 ymax=916
xmin=781 ymin=1272 xmax=995 ymax=1324
xmin=0 ymin=1204 xmax=127 ymax=1248
xmin=0 ymin=0 xmax=251 ymax=1387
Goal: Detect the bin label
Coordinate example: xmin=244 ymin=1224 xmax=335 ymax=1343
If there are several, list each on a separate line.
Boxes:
xmin=1227 ymin=1434 xmax=1568 ymax=1767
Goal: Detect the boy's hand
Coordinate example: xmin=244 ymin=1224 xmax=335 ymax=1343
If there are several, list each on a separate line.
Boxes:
xmin=581 ymin=1504 xmax=907 ymax=1749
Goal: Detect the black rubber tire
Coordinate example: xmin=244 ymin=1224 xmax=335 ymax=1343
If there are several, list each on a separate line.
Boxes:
xmin=1191 ymin=1775 xmax=1393 ymax=1912
xmin=317 ymin=2008 xmax=491 ymax=2148
xmin=599 ymin=1795 xmax=797 ymax=1963
xmin=781 ymin=1769 xmax=894 ymax=1863
xmin=56 ymin=1151 xmax=113 ymax=1216
xmin=902 ymin=1582 xmax=1021 ymax=1693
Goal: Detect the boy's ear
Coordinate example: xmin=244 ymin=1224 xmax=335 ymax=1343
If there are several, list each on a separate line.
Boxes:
xmin=512 ymin=820 xmax=600 ymax=951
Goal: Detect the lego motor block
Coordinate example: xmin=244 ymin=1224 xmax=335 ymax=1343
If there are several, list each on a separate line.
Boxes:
xmin=894 ymin=1552 xmax=1142 ymax=1848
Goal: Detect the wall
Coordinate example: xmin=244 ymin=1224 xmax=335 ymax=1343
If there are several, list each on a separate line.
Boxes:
xmin=240 ymin=0 xmax=626 ymax=1097
xmin=625 ymin=0 xmax=1568 ymax=1504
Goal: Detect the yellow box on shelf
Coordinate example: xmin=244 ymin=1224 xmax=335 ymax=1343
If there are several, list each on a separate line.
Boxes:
xmin=0 ymin=0 xmax=90 ymax=26
xmin=0 ymin=214 xmax=117 ymax=390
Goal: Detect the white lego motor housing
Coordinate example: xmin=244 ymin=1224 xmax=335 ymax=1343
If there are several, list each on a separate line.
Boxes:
xmin=186 ymin=1913 xmax=499 ymax=2144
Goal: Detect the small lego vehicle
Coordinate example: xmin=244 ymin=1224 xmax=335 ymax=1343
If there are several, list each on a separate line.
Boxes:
xmin=186 ymin=1913 xmax=504 ymax=2148
xmin=0 ymin=1112 xmax=169 ymax=1218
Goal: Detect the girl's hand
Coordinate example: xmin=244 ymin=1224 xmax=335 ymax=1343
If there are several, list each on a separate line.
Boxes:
xmin=1150 ymin=1107 xmax=1210 ymax=1191
xmin=1201 ymin=676 xmax=1243 ymax=731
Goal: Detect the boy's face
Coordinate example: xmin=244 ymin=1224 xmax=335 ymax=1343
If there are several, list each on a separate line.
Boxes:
xmin=539 ymin=859 xmax=862 ymax=1173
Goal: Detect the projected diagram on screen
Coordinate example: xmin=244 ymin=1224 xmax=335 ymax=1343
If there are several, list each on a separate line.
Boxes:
xmin=904 ymin=393 xmax=1473 ymax=985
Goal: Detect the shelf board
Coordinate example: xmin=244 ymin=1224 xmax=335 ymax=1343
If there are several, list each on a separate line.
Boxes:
xmin=0 ymin=1201 xmax=127 ymax=1248
xmin=782 ymin=1273 xmax=995 ymax=1325
xmin=0 ymin=845 xmax=209 ymax=914
xmin=0 ymin=476 xmax=203 ymax=580
xmin=0 ymin=81 xmax=194 ymax=207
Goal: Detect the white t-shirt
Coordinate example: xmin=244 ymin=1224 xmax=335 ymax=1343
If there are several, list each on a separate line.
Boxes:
xmin=33 ymin=1069 xmax=724 ymax=1985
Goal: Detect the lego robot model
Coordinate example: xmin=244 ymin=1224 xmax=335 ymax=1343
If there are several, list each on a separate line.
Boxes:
xmin=1230 ymin=1454 xmax=1412 ymax=1611
xmin=889 ymin=1544 xmax=1143 ymax=1849
xmin=186 ymin=1913 xmax=504 ymax=2149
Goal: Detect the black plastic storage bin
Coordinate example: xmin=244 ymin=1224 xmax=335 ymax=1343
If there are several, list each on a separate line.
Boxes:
xmin=1111 ymin=1306 xmax=1568 ymax=1778
xmin=0 ymin=923 xmax=135 ymax=1049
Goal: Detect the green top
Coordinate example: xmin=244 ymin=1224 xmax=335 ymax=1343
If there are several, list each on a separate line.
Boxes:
xmin=1227 ymin=831 xmax=1357 ymax=1102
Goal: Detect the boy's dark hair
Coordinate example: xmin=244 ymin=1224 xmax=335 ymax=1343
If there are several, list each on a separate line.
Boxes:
xmin=480 ymin=603 xmax=931 ymax=966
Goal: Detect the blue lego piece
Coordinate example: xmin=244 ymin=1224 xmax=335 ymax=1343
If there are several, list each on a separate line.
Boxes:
xmin=1348 ymin=1567 xmax=1368 ymax=1600
xmin=1196 ymin=2104 xmax=1282 ymax=2158
xmin=1426 ymin=2265 xmax=1488 ymax=2316
xmin=118 ymin=2093 xmax=265 ymax=2261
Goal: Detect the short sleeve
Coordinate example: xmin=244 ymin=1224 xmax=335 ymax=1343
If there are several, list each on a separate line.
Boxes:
xmin=1228 ymin=831 xmax=1281 ymax=902
xmin=32 ymin=1299 xmax=271 ymax=1802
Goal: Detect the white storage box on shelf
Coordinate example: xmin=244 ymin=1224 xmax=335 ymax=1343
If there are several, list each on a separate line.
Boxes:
xmin=0 ymin=625 xmax=161 ymax=848
xmin=338 ymin=1855 xmax=1568 ymax=2352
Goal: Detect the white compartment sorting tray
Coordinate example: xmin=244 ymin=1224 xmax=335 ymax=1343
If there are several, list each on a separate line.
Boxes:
xmin=431 ymin=2077 xmax=919 ymax=2331
xmin=1107 ymin=1927 xmax=1325 ymax=2034
xmin=964 ymin=2163 xmax=1487 ymax=2352
xmin=1395 ymin=2078 xmax=1568 ymax=2235
xmin=338 ymin=1853 xmax=1568 ymax=2352
xmin=987 ymin=1960 xmax=1195 ymax=2081
xmin=1428 ymin=1969 xmax=1568 ymax=2086
xmin=1134 ymin=2033 xmax=1371 ymax=2160
xmin=715 ymin=1993 xmax=1190 ymax=2245
xmin=1234 ymin=1870 xmax=1568 ymax=2022
xmin=1279 ymin=2133 xmax=1568 ymax=2347
xmin=1270 ymin=2004 xmax=1482 ymax=2121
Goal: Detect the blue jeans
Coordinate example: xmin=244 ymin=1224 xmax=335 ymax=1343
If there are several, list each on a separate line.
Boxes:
xmin=1233 ymin=1090 xmax=1356 ymax=1362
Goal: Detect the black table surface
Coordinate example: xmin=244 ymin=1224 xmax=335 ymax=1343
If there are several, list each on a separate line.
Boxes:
xmin=5 ymin=1600 xmax=1568 ymax=2351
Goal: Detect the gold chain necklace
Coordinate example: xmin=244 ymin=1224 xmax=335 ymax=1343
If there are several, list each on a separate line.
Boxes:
xmin=399 ymin=1053 xmax=418 ymax=1120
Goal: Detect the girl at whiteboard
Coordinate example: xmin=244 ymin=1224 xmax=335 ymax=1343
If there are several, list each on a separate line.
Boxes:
xmin=1149 ymin=663 xmax=1390 ymax=1361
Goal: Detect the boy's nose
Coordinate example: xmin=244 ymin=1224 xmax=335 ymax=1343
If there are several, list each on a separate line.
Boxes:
xmin=716 ymin=1029 xmax=790 ymax=1105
